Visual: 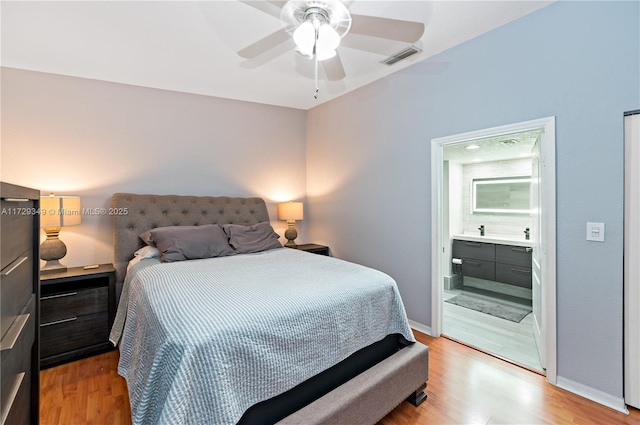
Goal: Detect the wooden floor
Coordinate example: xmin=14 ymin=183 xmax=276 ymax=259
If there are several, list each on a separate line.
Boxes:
xmin=40 ymin=331 xmax=640 ymax=425
xmin=40 ymin=350 xmax=131 ymax=425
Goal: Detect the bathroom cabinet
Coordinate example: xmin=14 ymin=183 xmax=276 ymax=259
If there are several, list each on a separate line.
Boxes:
xmin=453 ymin=240 xmax=496 ymax=281
xmin=453 ymin=239 xmax=532 ymax=288
xmin=495 ymin=245 xmax=532 ymax=288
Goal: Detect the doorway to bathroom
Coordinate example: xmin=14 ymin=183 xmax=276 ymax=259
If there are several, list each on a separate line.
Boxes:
xmin=430 ymin=117 xmax=557 ymax=382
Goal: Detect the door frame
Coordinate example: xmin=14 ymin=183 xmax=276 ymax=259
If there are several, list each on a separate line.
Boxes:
xmin=430 ymin=116 xmax=557 ymax=384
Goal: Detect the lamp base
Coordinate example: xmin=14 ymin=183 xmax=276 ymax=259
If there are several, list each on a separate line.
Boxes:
xmin=284 ymin=225 xmax=298 ymax=247
xmin=41 ymin=260 xmax=67 ymax=274
xmin=40 ymin=227 xmax=68 ymax=274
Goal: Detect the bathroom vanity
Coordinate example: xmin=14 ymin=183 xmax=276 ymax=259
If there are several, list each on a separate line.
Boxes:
xmin=452 ymin=235 xmax=532 ymax=289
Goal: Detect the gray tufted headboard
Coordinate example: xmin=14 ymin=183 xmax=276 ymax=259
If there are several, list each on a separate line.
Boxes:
xmin=112 ymin=193 xmax=270 ymax=287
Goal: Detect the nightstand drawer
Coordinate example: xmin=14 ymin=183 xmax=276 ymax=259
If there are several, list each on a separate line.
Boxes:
xmin=40 ymin=312 xmax=109 ymax=359
xmin=40 ymin=264 xmax=115 ymax=368
xmin=41 ymin=286 xmax=108 ymax=324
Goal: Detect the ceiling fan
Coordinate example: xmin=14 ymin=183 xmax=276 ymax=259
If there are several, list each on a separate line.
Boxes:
xmin=237 ymin=0 xmax=425 ymax=98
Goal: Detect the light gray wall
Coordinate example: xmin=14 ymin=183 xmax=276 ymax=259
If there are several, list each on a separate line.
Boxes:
xmin=306 ymin=1 xmax=639 ymax=399
xmin=1 ymin=68 xmax=308 ymax=268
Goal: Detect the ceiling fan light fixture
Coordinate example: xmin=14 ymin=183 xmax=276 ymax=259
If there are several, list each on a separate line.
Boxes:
xmin=280 ymin=0 xmax=352 ymax=96
xmin=284 ymin=0 xmax=351 ymax=61
xmin=293 ymin=20 xmax=315 ymax=52
xmin=317 ymin=23 xmax=340 ymax=51
xmin=293 ymin=16 xmax=340 ymax=62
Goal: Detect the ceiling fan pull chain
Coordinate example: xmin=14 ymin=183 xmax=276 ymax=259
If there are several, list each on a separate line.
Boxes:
xmin=314 ymin=26 xmax=319 ymax=99
xmin=314 ymin=55 xmax=319 ymax=99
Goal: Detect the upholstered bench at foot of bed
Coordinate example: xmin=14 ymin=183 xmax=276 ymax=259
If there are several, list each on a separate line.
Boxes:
xmin=277 ymin=342 xmax=429 ymax=425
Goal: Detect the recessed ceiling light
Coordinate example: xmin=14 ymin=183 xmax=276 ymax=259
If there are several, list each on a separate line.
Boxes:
xmin=472 ymin=158 xmax=482 ymax=162
xmin=465 ymin=144 xmax=480 ymax=150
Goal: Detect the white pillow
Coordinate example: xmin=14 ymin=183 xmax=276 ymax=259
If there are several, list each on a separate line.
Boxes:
xmin=127 ymin=246 xmax=160 ymax=275
xmin=134 ymin=245 xmax=160 ymax=259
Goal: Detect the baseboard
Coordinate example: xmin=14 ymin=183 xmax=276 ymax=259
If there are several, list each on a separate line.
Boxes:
xmin=409 ymin=320 xmax=433 ymax=337
xmin=556 ymin=376 xmax=629 ymax=414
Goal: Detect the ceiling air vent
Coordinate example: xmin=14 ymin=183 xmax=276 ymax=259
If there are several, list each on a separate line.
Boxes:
xmin=380 ymin=46 xmax=422 ymax=66
xmin=500 ymin=139 xmax=518 ymax=145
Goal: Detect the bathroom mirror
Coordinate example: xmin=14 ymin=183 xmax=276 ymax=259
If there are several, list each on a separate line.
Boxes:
xmin=472 ymin=176 xmax=531 ymax=214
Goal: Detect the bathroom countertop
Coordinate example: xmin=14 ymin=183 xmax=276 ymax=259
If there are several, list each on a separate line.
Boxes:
xmin=452 ymin=234 xmax=534 ymax=247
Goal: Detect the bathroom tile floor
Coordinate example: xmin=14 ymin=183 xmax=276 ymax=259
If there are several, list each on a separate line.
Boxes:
xmin=443 ymin=288 xmax=544 ymax=373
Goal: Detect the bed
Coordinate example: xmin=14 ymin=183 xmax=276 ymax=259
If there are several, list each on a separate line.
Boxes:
xmin=110 ymin=193 xmax=428 ymax=425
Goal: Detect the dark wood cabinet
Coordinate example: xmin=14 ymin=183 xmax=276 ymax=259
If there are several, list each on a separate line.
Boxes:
xmin=287 ymin=243 xmax=330 ymax=256
xmin=494 ymin=244 xmax=532 ymax=287
xmin=1 ymin=181 xmax=40 ymax=425
xmin=495 ymin=244 xmax=533 ymax=268
xmin=461 ymin=257 xmax=496 ymax=281
xmin=495 ymin=263 xmax=532 ymax=288
xmin=452 ymin=240 xmax=495 ymax=262
xmin=453 ymin=239 xmax=532 ymax=289
xmin=453 ymin=240 xmax=496 ymax=281
xmin=40 ymin=264 xmax=115 ymax=368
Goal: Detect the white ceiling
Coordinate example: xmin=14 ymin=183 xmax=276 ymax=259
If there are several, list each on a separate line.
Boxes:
xmin=1 ymin=1 xmax=553 ymax=110
xmin=443 ymin=129 xmax=541 ymax=164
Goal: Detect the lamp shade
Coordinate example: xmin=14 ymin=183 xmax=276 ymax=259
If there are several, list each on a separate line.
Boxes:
xmin=40 ymin=195 xmax=82 ymax=228
xmin=278 ymin=201 xmax=304 ymax=221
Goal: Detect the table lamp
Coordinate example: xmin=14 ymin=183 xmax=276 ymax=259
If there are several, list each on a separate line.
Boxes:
xmin=278 ymin=201 xmax=304 ymax=247
xmin=40 ymin=194 xmax=81 ymax=273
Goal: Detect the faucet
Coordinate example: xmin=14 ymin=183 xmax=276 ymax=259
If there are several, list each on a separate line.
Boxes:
xmin=478 ymin=225 xmax=485 ymax=236
xmin=524 ymin=227 xmax=530 ymax=240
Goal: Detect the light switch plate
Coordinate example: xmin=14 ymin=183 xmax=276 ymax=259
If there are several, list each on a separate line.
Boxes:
xmin=587 ymin=222 xmax=605 ymax=242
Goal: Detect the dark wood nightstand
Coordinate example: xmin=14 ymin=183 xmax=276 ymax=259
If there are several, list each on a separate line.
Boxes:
xmin=287 ymin=243 xmax=330 ymax=256
xmin=39 ymin=264 xmax=116 ymax=368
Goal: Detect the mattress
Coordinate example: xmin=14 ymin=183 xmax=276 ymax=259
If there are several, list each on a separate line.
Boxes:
xmin=110 ymin=248 xmax=415 ymax=425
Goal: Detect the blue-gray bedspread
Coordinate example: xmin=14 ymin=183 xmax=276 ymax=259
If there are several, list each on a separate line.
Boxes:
xmin=110 ymin=248 xmax=414 ymax=425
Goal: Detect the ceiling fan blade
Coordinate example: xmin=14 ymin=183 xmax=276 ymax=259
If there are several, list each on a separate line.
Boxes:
xmin=237 ymin=0 xmax=284 ymax=19
xmin=349 ymin=14 xmax=425 ymax=43
xmin=322 ymin=53 xmax=346 ymax=81
xmin=266 ymin=0 xmax=288 ymax=8
xmin=238 ymin=28 xmax=291 ymax=59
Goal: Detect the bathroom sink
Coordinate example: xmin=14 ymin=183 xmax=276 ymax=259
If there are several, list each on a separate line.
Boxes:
xmin=451 ymin=233 xmax=533 ymax=247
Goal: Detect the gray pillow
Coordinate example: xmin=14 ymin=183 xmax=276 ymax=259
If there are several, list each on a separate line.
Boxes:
xmin=140 ymin=224 xmax=235 ymax=262
xmin=222 ymin=222 xmax=282 ymax=254
xmin=139 ymin=229 xmax=157 ymax=246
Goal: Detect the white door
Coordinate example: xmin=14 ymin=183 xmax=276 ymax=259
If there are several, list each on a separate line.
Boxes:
xmin=531 ymin=134 xmax=545 ymax=369
xmin=624 ymin=112 xmax=640 ymax=408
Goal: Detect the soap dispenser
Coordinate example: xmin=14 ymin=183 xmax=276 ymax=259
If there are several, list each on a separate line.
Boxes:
xmin=525 ymin=227 xmax=530 ymax=240
xmin=479 ymin=225 xmax=485 ymax=236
